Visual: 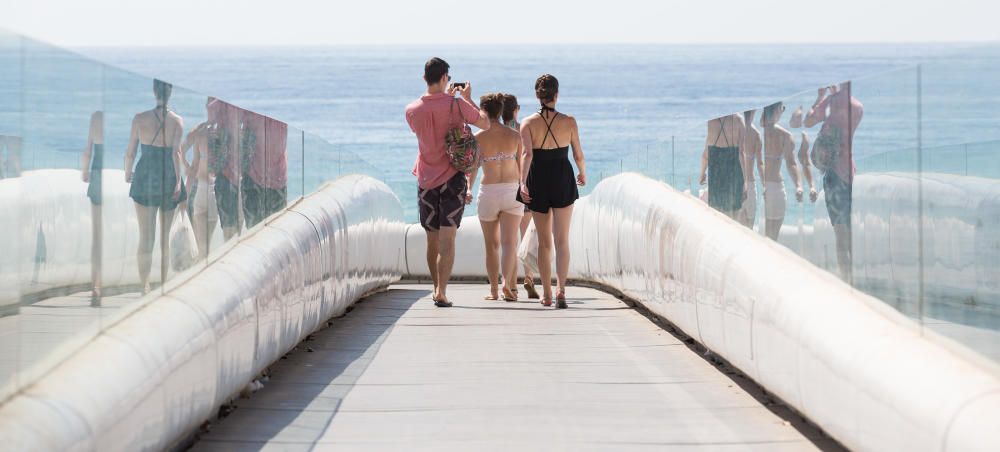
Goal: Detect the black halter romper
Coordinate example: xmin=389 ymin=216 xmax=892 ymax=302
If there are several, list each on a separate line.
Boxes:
xmin=518 ymin=107 xmax=579 ymax=213
xmin=706 ymin=118 xmax=744 ymax=212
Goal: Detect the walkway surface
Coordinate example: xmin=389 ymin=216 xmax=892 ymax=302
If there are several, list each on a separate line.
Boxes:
xmin=193 ymin=283 xmax=839 ymax=451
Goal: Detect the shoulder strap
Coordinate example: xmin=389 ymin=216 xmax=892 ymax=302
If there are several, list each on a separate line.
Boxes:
xmin=539 ymin=110 xmax=561 ymax=149
xmin=712 ymin=117 xmax=729 ymax=147
xmin=151 ymin=108 xmax=167 ymax=146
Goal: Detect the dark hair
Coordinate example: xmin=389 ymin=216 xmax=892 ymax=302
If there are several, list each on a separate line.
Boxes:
xmin=762 ymin=102 xmax=783 ymax=126
xmin=535 ymin=74 xmax=559 ymax=106
xmin=153 ymin=79 xmax=172 ymax=104
xmin=500 ymin=93 xmax=519 ymax=123
xmin=479 ymin=93 xmax=505 ymax=120
xmin=424 ymin=57 xmax=450 ymax=86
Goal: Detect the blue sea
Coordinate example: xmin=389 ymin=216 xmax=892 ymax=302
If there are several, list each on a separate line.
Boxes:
xmin=72 ymin=44 xmax=1000 ymax=218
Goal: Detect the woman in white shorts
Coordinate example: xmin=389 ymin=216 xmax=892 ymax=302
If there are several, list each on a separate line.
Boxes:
xmin=182 ymin=119 xmax=220 ymax=259
xmin=761 ymin=102 xmax=803 ymax=241
xmin=469 ymin=93 xmax=524 ymax=301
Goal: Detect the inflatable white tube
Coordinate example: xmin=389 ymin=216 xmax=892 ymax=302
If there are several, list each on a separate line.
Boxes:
xmin=567 ymin=173 xmax=1000 ymax=452
xmin=0 ymin=174 xmax=406 ymax=451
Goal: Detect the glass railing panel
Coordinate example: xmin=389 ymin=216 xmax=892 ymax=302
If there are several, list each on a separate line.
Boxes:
xmin=16 ymin=38 xmax=106 ymax=392
xmin=0 ymin=30 xmax=22 ymax=402
xmin=286 ymin=124 xmax=305 ymax=205
xmin=919 ymin=55 xmax=1000 ymax=362
xmin=850 ymin=69 xmax=921 ymax=318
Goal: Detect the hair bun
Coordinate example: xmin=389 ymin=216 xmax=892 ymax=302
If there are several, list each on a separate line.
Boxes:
xmin=535 ymin=74 xmax=559 ymax=104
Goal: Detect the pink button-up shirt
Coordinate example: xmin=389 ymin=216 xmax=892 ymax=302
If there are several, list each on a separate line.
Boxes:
xmin=405 ymin=93 xmax=480 ymax=190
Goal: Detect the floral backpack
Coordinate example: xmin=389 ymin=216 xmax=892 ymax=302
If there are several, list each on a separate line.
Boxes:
xmin=445 ymin=98 xmax=480 ymax=172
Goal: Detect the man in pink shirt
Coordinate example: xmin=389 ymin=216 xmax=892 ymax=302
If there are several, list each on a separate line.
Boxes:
xmin=405 ymin=57 xmax=489 ymax=307
xmin=806 ymin=82 xmax=864 ymax=282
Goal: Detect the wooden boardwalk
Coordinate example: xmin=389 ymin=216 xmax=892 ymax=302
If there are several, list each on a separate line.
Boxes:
xmin=193 ymin=283 xmax=839 ymax=451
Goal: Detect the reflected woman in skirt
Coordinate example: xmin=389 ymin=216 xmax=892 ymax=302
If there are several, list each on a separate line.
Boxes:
xmin=699 ymin=113 xmax=746 ymax=219
xmin=125 ymin=80 xmax=187 ymax=294
xmin=81 ymin=111 xmax=104 ymax=304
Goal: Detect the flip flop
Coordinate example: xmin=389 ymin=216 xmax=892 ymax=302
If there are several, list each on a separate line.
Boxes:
xmin=502 ymin=287 xmax=517 ymax=302
xmin=524 ymin=279 xmax=540 ymax=299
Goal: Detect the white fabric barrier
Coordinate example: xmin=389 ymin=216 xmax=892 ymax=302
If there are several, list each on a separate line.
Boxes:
xmin=0 ymin=174 xmax=406 ymax=451
xmin=567 ymin=173 xmax=1000 ymax=452
xmin=0 ymin=168 xmax=226 ymax=308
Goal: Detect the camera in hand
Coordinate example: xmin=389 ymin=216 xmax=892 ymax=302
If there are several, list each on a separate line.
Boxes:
xmin=451 ymin=82 xmax=467 ymax=89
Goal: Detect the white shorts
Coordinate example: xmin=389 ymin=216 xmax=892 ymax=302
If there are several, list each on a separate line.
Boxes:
xmin=764 ymin=180 xmax=786 ymax=220
xmin=193 ymin=178 xmax=219 ymax=225
xmin=477 ymin=183 xmax=524 ymax=221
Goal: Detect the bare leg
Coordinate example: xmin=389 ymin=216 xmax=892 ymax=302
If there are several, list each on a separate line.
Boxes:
xmin=435 ymin=226 xmax=458 ymax=302
xmin=833 ymin=223 xmax=852 ymax=283
xmin=500 ymin=212 xmax=522 ymax=295
xmin=765 ymin=219 xmax=782 ymax=241
xmin=91 ymin=204 xmax=102 ymax=301
xmin=552 ymin=205 xmax=574 ymax=299
xmin=480 ymin=219 xmax=501 ymax=299
xmin=425 ymin=230 xmax=440 ymax=297
xmin=134 ymin=203 xmax=158 ymax=294
xmin=532 ymin=210 xmax=554 ymax=304
xmin=160 ymin=207 xmax=177 ymax=284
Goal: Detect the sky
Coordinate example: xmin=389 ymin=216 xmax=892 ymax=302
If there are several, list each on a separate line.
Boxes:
xmin=2 ymin=0 xmax=999 ymax=46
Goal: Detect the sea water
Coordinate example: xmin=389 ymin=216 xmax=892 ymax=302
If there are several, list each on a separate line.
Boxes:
xmin=67 ymin=43 xmax=1000 ymax=219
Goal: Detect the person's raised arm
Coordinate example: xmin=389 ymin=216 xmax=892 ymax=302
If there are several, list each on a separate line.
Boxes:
xmin=519 ymin=121 xmax=533 ymax=202
xmin=124 ymin=115 xmax=140 ymax=183
xmin=569 ymin=117 xmax=586 ymax=186
xmin=804 ymin=87 xmax=831 ymax=128
xmin=797 ymin=132 xmax=817 ymax=201
xmin=457 ymin=83 xmax=490 ymax=130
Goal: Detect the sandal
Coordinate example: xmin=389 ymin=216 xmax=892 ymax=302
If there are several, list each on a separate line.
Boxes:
xmin=541 ymin=296 xmax=553 ymax=307
xmin=555 ymin=290 xmax=567 ymax=309
xmin=524 ymin=278 xmax=540 ymax=299
xmin=502 ymin=287 xmax=517 ymax=302
xmin=484 ymin=293 xmax=499 ymax=301
xmin=434 ymin=299 xmax=453 ymax=308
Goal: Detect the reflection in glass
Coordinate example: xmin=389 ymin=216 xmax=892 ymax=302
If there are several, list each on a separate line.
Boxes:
xmin=700 ymin=114 xmax=745 ymax=219
xmin=207 ymin=97 xmax=241 ymax=240
xmin=181 ymin=99 xmax=219 ymax=259
xmin=761 ymin=102 xmax=802 ymax=241
xmin=738 ymin=110 xmax=763 ymax=229
xmin=124 ymin=80 xmax=187 ymax=294
xmin=805 ymin=83 xmax=863 ymax=282
xmin=0 ymin=135 xmax=21 ymax=178
xmin=82 ymin=111 xmax=104 ymax=304
xmin=240 ymin=109 xmax=288 ymax=228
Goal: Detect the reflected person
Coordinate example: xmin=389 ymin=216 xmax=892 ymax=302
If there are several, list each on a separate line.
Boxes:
xmin=789 ymin=106 xmax=819 ymax=203
xmin=518 ymin=74 xmax=587 ymax=309
xmin=761 ymin=102 xmax=803 ymax=241
xmin=207 ymin=97 xmax=242 ymax=241
xmin=469 ymin=93 xmax=524 ymax=302
xmin=738 ymin=109 xmax=764 ymax=229
xmin=699 ymin=113 xmax=746 ymax=219
xmin=181 ymin=101 xmax=220 ymax=259
xmin=502 ymin=92 xmax=539 ymax=299
xmin=81 ymin=111 xmax=104 ymax=303
xmin=805 ymin=83 xmax=863 ymax=282
xmin=240 ymin=109 xmax=288 ymax=228
xmin=125 ymin=79 xmax=187 ymax=294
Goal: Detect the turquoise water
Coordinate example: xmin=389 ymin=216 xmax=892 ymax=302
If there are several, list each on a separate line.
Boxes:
xmin=62 ymin=44 xmax=1000 ymax=218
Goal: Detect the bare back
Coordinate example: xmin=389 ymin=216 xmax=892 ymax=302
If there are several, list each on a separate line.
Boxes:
xmin=706 ymin=114 xmax=745 ymax=149
xmin=763 ymin=125 xmax=794 ymax=182
xmin=475 ymin=123 xmax=521 ymax=184
xmin=523 ymin=111 xmax=575 ymax=150
xmin=134 ymin=108 xmax=183 ymax=147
